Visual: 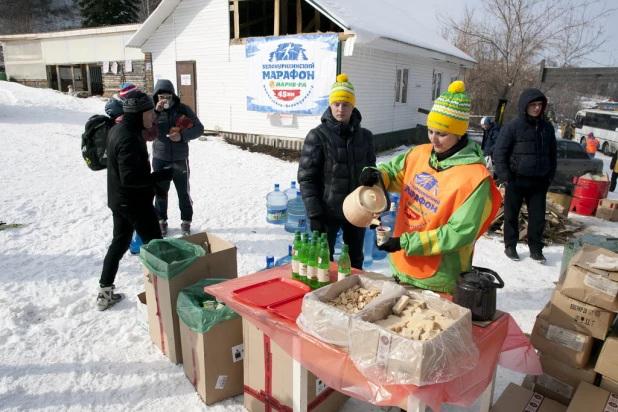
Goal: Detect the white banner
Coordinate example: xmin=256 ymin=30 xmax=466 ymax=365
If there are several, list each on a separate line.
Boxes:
xmin=246 ymin=33 xmax=338 ymax=115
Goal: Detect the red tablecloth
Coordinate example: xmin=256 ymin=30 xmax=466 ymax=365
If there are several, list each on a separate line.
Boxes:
xmin=205 ymin=264 xmax=542 ymax=411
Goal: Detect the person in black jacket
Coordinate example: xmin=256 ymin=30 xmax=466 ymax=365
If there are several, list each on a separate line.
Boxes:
xmin=297 ymin=74 xmax=376 ymax=269
xmin=98 ymin=91 xmax=174 ymax=311
xmin=493 ymin=88 xmax=557 ymax=263
xmin=610 ymin=150 xmax=618 ymax=192
xmin=480 ymin=116 xmax=501 ymax=157
xmin=152 ymin=79 xmax=205 ymax=237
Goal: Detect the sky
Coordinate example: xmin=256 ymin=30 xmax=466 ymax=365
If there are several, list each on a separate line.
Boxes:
xmin=416 ymin=0 xmax=618 ymax=67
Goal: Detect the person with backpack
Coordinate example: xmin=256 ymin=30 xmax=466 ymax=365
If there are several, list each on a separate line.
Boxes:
xmin=152 ymin=79 xmax=204 ymax=237
xmin=97 ymin=90 xmax=174 ymax=311
xmin=105 ymin=83 xmax=157 ymax=142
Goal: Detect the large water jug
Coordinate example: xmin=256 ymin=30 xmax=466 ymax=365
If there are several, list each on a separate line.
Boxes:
xmin=333 ymin=229 xmax=344 ymax=261
xmin=266 ymin=184 xmax=288 ymax=224
xmin=380 ymin=198 xmax=398 ymax=235
xmin=285 ymin=191 xmax=307 ymax=233
xmin=275 ymin=245 xmax=293 ymax=266
xmin=284 ymin=181 xmax=298 ymax=201
xmin=363 ymin=228 xmax=373 ymax=268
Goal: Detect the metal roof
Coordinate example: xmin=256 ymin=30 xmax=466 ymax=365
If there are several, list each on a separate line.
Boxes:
xmin=0 ymin=24 xmax=142 ymax=42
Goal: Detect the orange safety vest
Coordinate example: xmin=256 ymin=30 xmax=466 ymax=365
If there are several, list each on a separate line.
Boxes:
xmin=586 ymin=138 xmax=599 ymax=154
xmin=391 ymin=144 xmax=501 ymax=279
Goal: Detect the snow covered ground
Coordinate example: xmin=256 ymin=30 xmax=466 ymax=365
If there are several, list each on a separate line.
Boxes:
xmin=1 ymin=82 xmax=617 ymax=412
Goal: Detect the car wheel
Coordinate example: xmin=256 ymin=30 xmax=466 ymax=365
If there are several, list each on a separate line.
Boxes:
xmin=580 ymin=136 xmax=586 ymax=145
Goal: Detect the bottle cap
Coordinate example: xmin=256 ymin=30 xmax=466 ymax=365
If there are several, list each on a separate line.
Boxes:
xmin=274 ymin=184 xmax=279 ymax=190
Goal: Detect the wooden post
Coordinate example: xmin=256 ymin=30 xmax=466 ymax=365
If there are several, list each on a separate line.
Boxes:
xmin=281 ymin=0 xmax=288 ymax=35
xmin=56 ymin=65 xmax=62 ymax=92
xmin=70 ymin=65 xmax=76 ymax=91
xmin=233 ymin=0 xmax=239 ymax=39
xmin=46 ymin=66 xmax=52 ymax=89
xmin=315 ymin=9 xmax=320 ymax=32
xmin=296 ymin=0 xmax=302 ymax=34
xmin=86 ymin=64 xmax=92 ymax=93
xmin=274 ymin=0 xmax=280 ymax=36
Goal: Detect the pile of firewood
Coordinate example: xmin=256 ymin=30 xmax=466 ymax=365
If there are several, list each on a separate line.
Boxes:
xmin=490 ymin=201 xmax=585 ymax=245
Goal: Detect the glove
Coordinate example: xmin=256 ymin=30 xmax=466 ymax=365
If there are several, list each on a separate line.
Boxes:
xmin=359 ymin=168 xmax=380 ymax=187
xmin=377 ymin=237 xmax=401 ymax=253
xmin=152 ymin=167 xmax=174 ymax=182
xmin=310 ymin=217 xmax=326 ymax=233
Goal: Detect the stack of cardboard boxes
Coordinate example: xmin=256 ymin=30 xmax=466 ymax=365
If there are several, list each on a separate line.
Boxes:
xmin=492 ymin=244 xmax=618 ymax=411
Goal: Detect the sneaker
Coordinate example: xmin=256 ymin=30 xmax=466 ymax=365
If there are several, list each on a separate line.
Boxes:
xmin=505 ymin=246 xmax=520 ymax=261
xmin=159 ymin=220 xmax=168 ymax=237
xmin=181 ymin=220 xmax=191 ymax=236
xmin=530 ymin=252 xmax=547 ymax=264
xmin=96 ymin=285 xmax=125 ymax=311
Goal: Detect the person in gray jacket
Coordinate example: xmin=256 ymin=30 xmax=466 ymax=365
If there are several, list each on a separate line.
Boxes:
xmin=152 ymin=79 xmax=204 ymax=236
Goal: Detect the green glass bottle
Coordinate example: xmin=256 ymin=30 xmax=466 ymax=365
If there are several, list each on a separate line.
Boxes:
xmin=299 ymin=233 xmax=310 ymax=284
xmin=320 ymin=232 xmax=329 ymax=256
xmin=312 ymin=230 xmax=319 ymax=243
xmin=337 ymin=244 xmax=351 ymax=281
xmin=317 ymin=241 xmax=331 ymax=289
xmin=307 ymin=237 xmax=319 ymax=289
xmin=291 ymin=231 xmax=302 ymax=280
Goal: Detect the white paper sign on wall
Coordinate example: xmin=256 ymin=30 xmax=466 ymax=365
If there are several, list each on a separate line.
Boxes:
xmin=181 ymin=74 xmax=191 ymax=86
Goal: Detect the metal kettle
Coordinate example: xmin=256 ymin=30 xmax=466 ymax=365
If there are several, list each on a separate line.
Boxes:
xmin=453 ymin=266 xmax=504 ymax=321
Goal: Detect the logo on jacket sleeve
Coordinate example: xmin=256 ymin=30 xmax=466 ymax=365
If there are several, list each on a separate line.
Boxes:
xmin=414 ymin=172 xmax=439 ymax=196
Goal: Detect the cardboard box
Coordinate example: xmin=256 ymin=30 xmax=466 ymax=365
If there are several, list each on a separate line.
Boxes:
xmin=529 ymin=304 xmax=594 ymax=368
xmin=136 ymin=292 xmax=148 ymax=332
xmin=179 ymin=316 xmax=244 ymax=405
xmin=595 ymin=328 xmax=618 ymax=382
xmin=547 ymin=290 xmax=616 ymax=340
xmin=532 ymin=353 xmax=598 ymax=405
xmin=547 ymin=192 xmax=573 ymax=218
xmin=243 ymin=319 xmax=349 ymax=412
xmin=596 ymin=199 xmax=618 ymax=222
xmin=143 ymin=232 xmax=237 ymax=364
xmin=490 ymin=383 xmax=567 ymax=412
xmin=566 ymin=382 xmax=618 ymax=411
xmin=560 ymin=244 xmax=618 ymax=312
xmin=599 ymin=376 xmax=618 ymax=393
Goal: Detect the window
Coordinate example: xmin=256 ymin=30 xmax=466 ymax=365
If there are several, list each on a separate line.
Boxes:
xmin=395 ymin=67 xmax=409 ymax=104
xmin=432 ymin=72 xmax=442 ymax=101
xmin=556 ymin=142 xmax=568 ymax=159
xmin=564 ymin=141 xmax=590 ymax=159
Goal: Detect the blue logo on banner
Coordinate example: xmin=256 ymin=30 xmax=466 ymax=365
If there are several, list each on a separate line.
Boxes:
xmin=414 ymin=172 xmax=439 ymax=196
xmin=269 ymin=43 xmax=308 ymax=62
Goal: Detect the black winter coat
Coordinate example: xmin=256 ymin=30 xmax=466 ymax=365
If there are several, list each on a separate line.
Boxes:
xmin=152 ymin=80 xmax=205 ymax=162
xmin=481 ymin=122 xmax=501 ymax=156
xmin=297 ymin=107 xmax=376 ymax=220
xmin=493 ymin=88 xmax=557 ymax=183
xmin=106 ymin=113 xmax=159 ymax=210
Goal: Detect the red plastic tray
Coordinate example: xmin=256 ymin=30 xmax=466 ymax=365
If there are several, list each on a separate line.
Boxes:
xmin=267 ymin=295 xmax=304 ymax=321
xmin=232 ymin=278 xmax=311 ymax=308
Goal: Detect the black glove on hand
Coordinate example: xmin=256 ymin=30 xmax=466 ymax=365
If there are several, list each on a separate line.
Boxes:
xmin=359 ymin=168 xmax=380 ymax=187
xmin=152 ymin=167 xmax=174 ymax=182
xmin=310 ymin=217 xmax=326 ymax=233
xmin=377 ymin=237 xmax=401 ymax=253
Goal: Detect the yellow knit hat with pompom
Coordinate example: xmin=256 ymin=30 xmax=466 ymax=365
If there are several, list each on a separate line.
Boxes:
xmin=329 ymin=73 xmax=356 ymax=106
xmin=426 ymin=80 xmax=471 ymax=136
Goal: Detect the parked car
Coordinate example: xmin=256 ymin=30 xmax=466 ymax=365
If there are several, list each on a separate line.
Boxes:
xmin=551 ymin=139 xmax=604 ymax=193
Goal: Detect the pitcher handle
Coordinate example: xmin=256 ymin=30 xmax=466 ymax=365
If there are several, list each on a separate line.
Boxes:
xmin=373 ymin=170 xmax=391 ymax=214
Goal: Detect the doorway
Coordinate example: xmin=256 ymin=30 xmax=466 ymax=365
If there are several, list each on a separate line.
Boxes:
xmin=176 ymin=61 xmax=197 ymax=114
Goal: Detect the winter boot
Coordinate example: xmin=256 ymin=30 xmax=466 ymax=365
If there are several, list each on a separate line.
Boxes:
xmin=505 ymin=246 xmax=520 ymax=261
xmin=159 ymin=220 xmax=168 ymax=237
xmin=181 ymin=220 xmax=191 ymax=236
xmin=96 ymin=285 xmax=125 ymax=311
xmin=530 ymin=251 xmax=547 ymax=264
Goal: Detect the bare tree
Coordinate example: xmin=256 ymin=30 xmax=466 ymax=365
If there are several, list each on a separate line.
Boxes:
xmin=139 ymin=0 xmax=163 ymax=21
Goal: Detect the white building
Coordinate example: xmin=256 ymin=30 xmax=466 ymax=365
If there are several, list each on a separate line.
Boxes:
xmin=127 ymin=0 xmax=475 ymax=151
xmin=0 ymin=24 xmax=150 ymax=96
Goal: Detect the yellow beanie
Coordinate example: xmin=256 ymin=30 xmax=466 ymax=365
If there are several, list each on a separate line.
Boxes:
xmin=426 ymin=80 xmax=471 ymax=136
xmin=329 ymin=73 xmax=356 ymax=106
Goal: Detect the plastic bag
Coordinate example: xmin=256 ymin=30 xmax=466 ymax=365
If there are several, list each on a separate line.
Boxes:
xmin=177 ymin=278 xmax=239 ymax=333
xmin=296 ymin=275 xmax=407 ymax=347
xmin=139 ymin=238 xmax=205 ymax=280
xmin=348 ymin=291 xmax=478 ymax=386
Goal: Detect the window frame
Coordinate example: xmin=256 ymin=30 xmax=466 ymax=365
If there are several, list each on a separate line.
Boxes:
xmin=432 ymin=71 xmax=442 ymax=101
xmin=395 ymin=66 xmax=409 ymax=105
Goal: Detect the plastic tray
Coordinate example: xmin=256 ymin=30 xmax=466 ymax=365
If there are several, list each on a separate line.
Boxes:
xmin=232 ymin=277 xmax=311 ymax=308
xmin=267 ymin=295 xmax=304 ymax=321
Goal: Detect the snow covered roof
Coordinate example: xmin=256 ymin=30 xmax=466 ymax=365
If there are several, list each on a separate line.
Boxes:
xmin=126 ymin=0 xmax=183 ymax=48
xmin=0 ymin=24 xmax=142 ymax=42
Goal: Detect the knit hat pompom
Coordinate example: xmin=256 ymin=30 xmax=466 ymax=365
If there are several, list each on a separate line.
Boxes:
xmin=329 ymin=73 xmax=356 ymax=107
xmin=426 ymin=80 xmax=471 ymax=136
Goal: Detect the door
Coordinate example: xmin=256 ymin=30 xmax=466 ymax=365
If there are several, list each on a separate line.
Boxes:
xmin=176 ymin=61 xmax=197 ymax=114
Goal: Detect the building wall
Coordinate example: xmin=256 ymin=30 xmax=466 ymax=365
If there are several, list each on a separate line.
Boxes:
xmin=3 ymin=41 xmax=46 ymax=80
xmin=41 ymin=32 xmax=143 ymax=65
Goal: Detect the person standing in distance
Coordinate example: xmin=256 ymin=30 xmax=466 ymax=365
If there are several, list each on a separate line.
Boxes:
xmin=493 ymin=88 xmax=557 ymax=263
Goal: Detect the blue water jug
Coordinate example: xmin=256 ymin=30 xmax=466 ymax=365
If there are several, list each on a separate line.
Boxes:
xmin=266 ymin=184 xmax=288 ymax=224
xmin=284 ymin=181 xmax=298 ymax=201
xmin=275 ymin=244 xmax=293 ymax=266
xmin=333 ymin=229 xmax=344 ymax=261
xmin=266 ymin=255 xmax=275 ymax=269
xmin=129 ymin=231 xmax=142 ymax=255
xmin=363 ymin=229 xmax=373 ymax=268
xmin=285 ymin=191 xmax=306 ymax=233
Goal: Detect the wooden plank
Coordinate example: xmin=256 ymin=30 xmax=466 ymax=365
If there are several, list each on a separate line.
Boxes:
xmin=274 ymin=0 xmax=280 ymax=36
xmin=56 ymin=65 xmax=61 ymax=92
xmin=233 ymin=0 xmax=239 ymax=39
xmin=86 ymin=64 xmax=91 ymax=93
xmin=296 ymin=0 xmax=302 ymax=33
xmin=303 ymin=16 xmax=315 ymax=32
xmin=239 ymin=16 xmax=267 ymax=29
xmin=315 ymin=9 xmax=320 ymax=31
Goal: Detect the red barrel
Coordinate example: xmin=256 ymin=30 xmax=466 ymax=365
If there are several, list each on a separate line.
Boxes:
xmin=573 ymin=176 xmax=610 ymax=199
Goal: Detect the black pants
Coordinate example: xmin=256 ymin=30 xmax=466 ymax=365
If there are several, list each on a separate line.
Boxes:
xmin=611 ymin=171 xmax=618 ymax=192
xmin=99 ymin=205 xmax=162 ymax=287
xmin=153 ymin=158 xmax=193 ymax=222
xmin=503 ymin=179 xmax=548 ymax=253
xmin=323 ymin=218 xmax=366 ymax=270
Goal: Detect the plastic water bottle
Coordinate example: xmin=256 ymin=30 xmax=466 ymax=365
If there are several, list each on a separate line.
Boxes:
xmin=129 ymin=231 xmax=142 ymax=255
xmin=338 ymin=244 xmax=351 ymax=281
xmin=266 ymin=184 xmax=288 ymax=224
xmin=333 ymin=229 xmax=343 ymax=261
xmin=316 ymin=241 xmax=331 ymax=289
xmin=275 ymin=244 xmax=293 ymax=266
xmin=285 ymin=191 xmax=307 ymax=233
xmin=307 ymin=237 xmax=319 ymax=288
xmin=284 ymin=181 xmax=298 ymax=201
xmin=299 ymin=233 xmax=310 ymax=284
xmin=363 ymin=229 xmax=373 ymax=268
xmin=291 ymin=231 xmax=302 ymax=280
